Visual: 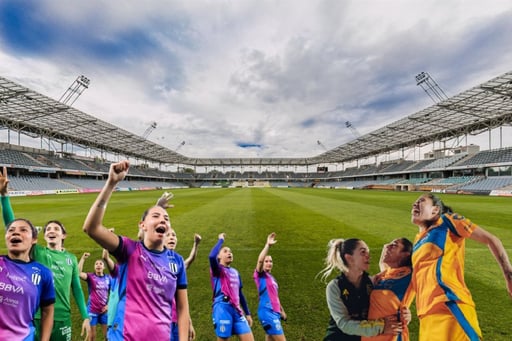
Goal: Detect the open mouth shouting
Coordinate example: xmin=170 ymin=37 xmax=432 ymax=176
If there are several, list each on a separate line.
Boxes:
xmin=8 ymin=236 xmax=23 ymax=246
xmin=155 ymin=226 xmax=167 ymax=234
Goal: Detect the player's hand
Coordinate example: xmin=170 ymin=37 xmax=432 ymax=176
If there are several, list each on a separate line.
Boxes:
xmin=246 ymin=314 xmax=253 ymax=327
xmin=156 ymin=191 xmax=175 ymax=209
xmin=82 ymin=252 xmax=90 ymax=259
xmin=267 ymin=232 xmax=277 ymax=246
xmin=194 ymin=233 xmax=202 ymax=244
xmin=218 ymin=233 xmax=225 ymax=240
xmin=81 ymin=318 xmax=91 ymax=341
xmin=108 ymin=160 xmax=129 ymax=184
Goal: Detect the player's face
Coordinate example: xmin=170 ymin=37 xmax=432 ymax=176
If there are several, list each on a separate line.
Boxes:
xmin=382 ymin=239 xmax=406 ymax=267
xmin=5 ymin=221 xmax=36 ymax=254
xmin=165 ymin=229 xmax=178 ymax=250
xmin=44 ymin=222 xmax=66 ymax=248
xmin=94 ymin=260 xmax=105 ymax=273
xmin=140 ymin=206 xmax=170 ymax=244
xmin=347 ymin=241 xmax=370 ymax=272
xmin=218 ymin=246 xmax=233 ymax=265
xmin=411 ymin=195 xmax=439 ymax=227
xmin=263 ymin=255 xmax=273 ymax=272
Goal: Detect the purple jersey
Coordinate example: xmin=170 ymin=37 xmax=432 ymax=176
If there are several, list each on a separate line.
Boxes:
xmin=209 ymin=239 xmax=248 ymax=316
xmin=0 ymin=256 xmax=55 ymax=340
xmin=253 ymin=270 xmax=281 ymax=313
xmin=86 ymin=272 xmax=111 ymax=314
xmin=108 ymin=236 xmax=187 ymax=341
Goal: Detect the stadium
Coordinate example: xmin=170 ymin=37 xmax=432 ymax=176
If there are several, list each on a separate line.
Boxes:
xmin=1 ymin=70 xmax=512 ymax=340
xmin=1 ymin=71 xmax=512 ymax=195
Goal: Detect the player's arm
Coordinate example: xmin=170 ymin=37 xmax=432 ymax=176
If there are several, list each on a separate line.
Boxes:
xmin=39 ymin=303 xmax=54 ymax=341
xmin=83 ymin=161 xmax=129 ymax=252
xmin=209 ymin=234 xmax=224 ymax=275
xmin=239 ymin=280 xmax=252 ymax=327
xmin=0 ymin=166 xmax=15 ymax=227
xmin=102 ymin=248 xmax=116 ymax=272
xmin=71 ymin=256 xmax=91 ymax=340
xmin=176 ymin=288 xmax=190 ymax=341
xmin=78 ymin=252 xmax=90 ymax=280
xmin=256 ymin=232 xmax=277 ymax=272
xmin=184 ymin=233 xmax=201 ymax=269
xmin=470 ymin=226 xmax=512 ymax=298
xmin=280 ymin=305 xmax=288 ymax=321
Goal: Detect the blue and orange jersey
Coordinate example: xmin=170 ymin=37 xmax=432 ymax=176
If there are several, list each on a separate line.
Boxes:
xmin=412 ymin=213 xmax=477 ymax=317
xmin=363 ymin=266 xmax=413 ymax=341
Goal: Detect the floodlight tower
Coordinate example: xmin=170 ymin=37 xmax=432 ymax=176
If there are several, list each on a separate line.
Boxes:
xmin=175 ymin=141 xmax=185 ymax=151
xmin=345 ymin=121 xmax=361 ymax=138
xmin=59 ymin=75 xmax=90 ymax=106
xmin=415 ymin=72 xmax=448 ymax=103
xmin=142 ymin=121 xmax=157 ymax=139
xmin=317 ymin=140 xmax=328 ymax=151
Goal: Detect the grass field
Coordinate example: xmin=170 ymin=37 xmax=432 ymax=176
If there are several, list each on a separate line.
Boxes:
xmin=2 ymin=188 xmax=512 ymax=340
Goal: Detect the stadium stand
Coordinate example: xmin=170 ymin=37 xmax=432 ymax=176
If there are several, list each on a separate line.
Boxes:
xmin=1 ymin=71 xmax=512 ymax=196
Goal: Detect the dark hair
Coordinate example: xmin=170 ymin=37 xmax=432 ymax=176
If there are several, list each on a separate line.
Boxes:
xmin=338 ymin=238 xmax=361 ymax=266
xmin=398 ymin=237 xmax=413 ymax=267
xmin=44 ymin=220 xmax=67 ymax=246
xmin=7 ymin=218 xmax=38 ymax=239
xmin=425 ymin=193 xmax=453 ymax=215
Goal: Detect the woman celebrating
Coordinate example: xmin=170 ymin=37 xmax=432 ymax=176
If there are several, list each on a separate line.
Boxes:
xmin=319 ymin=238 xmax=401 ymax=341
xmin=253 ymin=232 xmax=287 ymax=341
xmin=410 ymin=193 xmax=512 ymax=341
xmin=82 ymin=160 xmax=190 ymax=341
xmin=78 ymin=251 xmax=112 ymax=341
xmin=1 ymin=218 xmax=55 ymax=340
xmin=209 ymin=233 xmax=254 ymax=341
xmin=1 ymin=167 xmax=91 ymax=341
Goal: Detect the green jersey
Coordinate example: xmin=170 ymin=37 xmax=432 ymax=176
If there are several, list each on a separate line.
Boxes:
xmin=32 ymin=244 xmax=89 ymax=321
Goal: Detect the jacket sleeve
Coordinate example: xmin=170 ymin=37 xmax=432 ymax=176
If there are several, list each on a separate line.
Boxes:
xmin=209 ymin=239 xmax=223 ymax=276
xmin=326 ymin=279 xmax=384 ymax=337
xmin=1 ymin=195 xmax=15 ymax=227
xmin=70 ymin=255 xmax=90 ymax=319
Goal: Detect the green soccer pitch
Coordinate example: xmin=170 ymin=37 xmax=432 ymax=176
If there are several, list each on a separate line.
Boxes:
xmin=2 ymin=188 xmax=511 ymax=340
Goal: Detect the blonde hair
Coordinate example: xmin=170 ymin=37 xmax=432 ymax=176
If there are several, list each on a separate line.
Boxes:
xmin=318 ymin=238 xmax=362 ymax=282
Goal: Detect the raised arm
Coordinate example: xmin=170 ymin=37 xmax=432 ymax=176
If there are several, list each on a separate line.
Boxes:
xmin=0 ymin=166 xmax=15 ymax=227
xmin=78 ymin=252 xmax=90 ymax=280
xmin=209 ymin=233 xmax=225 ymax=275
xmin=184 ymin=233 xmax=201 ymax=269
xmin=470 ymin=226 xmax=512 ymax=298
xmin=255 ymin=232 xmax=277 ymax=272
xmin=102 ymin=248 xmax=116 ymax=273
xmin=83 ymin=161 xmax=129 ymax=252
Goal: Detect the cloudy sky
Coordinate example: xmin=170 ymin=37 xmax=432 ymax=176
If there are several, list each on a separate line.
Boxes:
xmin=1 ymin=0 xmax=511 ymax=160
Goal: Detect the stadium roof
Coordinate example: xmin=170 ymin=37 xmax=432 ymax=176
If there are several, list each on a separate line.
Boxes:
xmin=1 ymin=71 xmax=512 ymax=167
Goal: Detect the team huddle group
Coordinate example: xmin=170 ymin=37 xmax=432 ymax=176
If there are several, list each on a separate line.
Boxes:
xmin=1 ymin=161 xmax=512 ymax=341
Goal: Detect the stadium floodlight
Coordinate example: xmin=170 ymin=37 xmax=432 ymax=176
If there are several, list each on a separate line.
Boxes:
xmin=415 ymin=71 xmax=448 ymax=103
xmin=142 ymin=121 xmax=158 ymax=139
xmin=59 ymin=75 xmax=90 ymax=106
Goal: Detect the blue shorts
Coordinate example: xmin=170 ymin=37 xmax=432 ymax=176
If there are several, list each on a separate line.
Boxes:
xmin=212 ymin=301 xmax=251 ymax=338
xmin=171 ymin=322 xmax=179 ymax=341
xmin=258 ymin=308 xmax=284 ymax=335
xmin=89 ymin=312 xmax=108 ymax=326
